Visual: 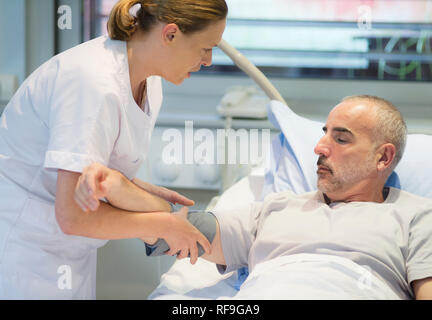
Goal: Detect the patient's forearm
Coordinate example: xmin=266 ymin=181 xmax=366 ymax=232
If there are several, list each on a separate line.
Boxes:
xmin=105 ymin=174 xmax=171 ymax=213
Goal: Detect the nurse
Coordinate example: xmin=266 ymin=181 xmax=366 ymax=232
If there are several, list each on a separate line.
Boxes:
xmin=0 ymin=0 xmax=227 ymax=299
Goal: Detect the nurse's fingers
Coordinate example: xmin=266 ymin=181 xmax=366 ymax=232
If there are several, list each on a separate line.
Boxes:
xmin=79 ymin=170 xmax=109 ymax=210
xmin=172 ymin=193 xmax=195 ymax=207
xmin=74 ymin=185 xmax=99 ymax=212
xmin=197 ymin=235 xmax=212 ymax=256
xmin=177 ymin=248 xmax=189 ymax=260
xmin=176 ymin=206 xmax=189 ymax=218
xmin=74 ymin=176 xmax=89 ymax=210
xmin=152 ymin=185 xmax=195 ymax=207
xmin=87 ymin=198 xmax=100 ymax=212
xmin=75 ymin=176 xmax=100 ymax=212
xmin=73 ymin=188 xmax=90 ymax=212
xmin=189 ymin=243 xmax=199 ymax=265
xmin=76 ymin=171 xmax=94 ymax=201
xmin=165 ymin=247 xmax=180 ymax=257
xmin=82 ymin=170 xmax=101 ymax=199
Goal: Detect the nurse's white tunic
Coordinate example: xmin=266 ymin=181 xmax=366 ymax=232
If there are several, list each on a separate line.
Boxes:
xmin=0 ymin=36 xmax=163 ymax=299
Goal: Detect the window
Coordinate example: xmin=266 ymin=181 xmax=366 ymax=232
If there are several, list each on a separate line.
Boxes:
xmin=83 ymin=0 xmax=116 ymax=42
xmin=85 ymin=0 xmax=432 ymax=81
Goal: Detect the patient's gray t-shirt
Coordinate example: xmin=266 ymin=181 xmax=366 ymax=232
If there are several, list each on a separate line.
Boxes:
xmin=214 ymin=187 xmax=432 ymax=299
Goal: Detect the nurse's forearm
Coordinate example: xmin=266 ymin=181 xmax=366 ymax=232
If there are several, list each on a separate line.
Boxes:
xmin=58 ymin=200 xmax=175 ymax=240
xmin=58 ymin=169 xmax=172 ymax=240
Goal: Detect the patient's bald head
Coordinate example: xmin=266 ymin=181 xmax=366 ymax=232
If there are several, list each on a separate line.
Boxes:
xmin=341 ymin=95 xmax=407 ymax=170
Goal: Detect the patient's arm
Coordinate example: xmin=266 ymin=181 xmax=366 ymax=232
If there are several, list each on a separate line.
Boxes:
xmin=412 ymin=277 xmax=432 ymax=300
xmin=132 ymin=177 xmax=195 ymax=207
xmin=201 ymin=220 xmax=226 ymax=266
xmin=74 ymin=163 xmax=171 ymax=213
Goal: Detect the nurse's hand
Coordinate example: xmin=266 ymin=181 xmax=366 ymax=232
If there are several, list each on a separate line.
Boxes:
xmin=163 ymin=207 xmax=211 ymax=265
xmin=74 ymin=163 xmax=123 ymax=212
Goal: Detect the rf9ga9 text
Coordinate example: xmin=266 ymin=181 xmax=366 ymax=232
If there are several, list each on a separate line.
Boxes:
xmin=216 ymin=304 xmax=260 ymax=315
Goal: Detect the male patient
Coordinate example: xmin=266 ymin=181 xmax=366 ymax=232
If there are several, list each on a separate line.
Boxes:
xmin=75 ymin=95 xmax=432 ymax=299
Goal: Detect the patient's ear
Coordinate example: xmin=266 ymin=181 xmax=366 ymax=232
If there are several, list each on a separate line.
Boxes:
xmin=376 ymin=143 xmax=396 ymax=172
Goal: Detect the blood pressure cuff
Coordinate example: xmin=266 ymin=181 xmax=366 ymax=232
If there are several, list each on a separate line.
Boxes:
xmin=144 ymin=210 xmax=217 ymax=257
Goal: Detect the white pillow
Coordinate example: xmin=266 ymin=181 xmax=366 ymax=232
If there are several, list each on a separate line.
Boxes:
xmin=262 ymin=100 xmax=432 ymax=200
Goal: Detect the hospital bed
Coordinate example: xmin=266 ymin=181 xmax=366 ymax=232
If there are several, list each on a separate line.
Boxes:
xmin=148 ymin=41 xmax=432 ymax=300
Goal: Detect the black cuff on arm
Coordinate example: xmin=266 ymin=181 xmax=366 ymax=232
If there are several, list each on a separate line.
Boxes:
xmin=144 ymin=210 xmax=217 ymax=257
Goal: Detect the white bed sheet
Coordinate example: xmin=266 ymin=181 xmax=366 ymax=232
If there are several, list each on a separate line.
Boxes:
xmin=149 ymin=253 xmax=399 ymax=300
xmin=229 ymin=254 xmax=399 ymax=300
xmin=148 ymin=259 xmax=238 ymax=300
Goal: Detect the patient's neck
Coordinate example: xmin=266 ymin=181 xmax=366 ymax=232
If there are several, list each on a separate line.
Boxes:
xmin=323 ymin=185 xmax=388 ymax=205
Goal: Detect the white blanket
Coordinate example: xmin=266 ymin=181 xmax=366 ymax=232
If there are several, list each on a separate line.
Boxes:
xmin=149 ymin=259 xmax=238 ymax=300
xmin=150 ymin=254 xmax=400 ymax=300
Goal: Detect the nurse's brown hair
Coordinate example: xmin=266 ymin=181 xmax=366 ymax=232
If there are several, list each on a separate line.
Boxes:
xmin=107 ymin=0 xmax=228 ymax=41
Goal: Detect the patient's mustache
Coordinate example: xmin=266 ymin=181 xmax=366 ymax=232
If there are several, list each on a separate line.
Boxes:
xmin=317 ymin=157 xmax=333 ymax=173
